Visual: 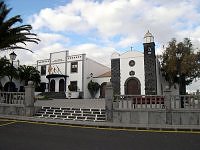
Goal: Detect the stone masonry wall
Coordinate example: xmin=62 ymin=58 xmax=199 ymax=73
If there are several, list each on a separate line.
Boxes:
xmin=111 ymin=59 xmax=120 ymax=95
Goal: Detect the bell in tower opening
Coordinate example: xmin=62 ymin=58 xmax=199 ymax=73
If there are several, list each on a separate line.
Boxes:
xmin=143 ymin=30 xmax=157 ymax=95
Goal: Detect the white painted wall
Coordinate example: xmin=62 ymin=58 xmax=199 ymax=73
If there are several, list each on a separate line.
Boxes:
xmin=83 ymin=57 xmax=110 ymax=98
xmin=37 ymin=52 xmax=110 ymax=98
xmin=93 ymin=76 xmax=111 ymax=98
xmin=66 ymin=54 xmax=83 ymax=92
xmin=37 ymin=51 xmax=68 ymax=92
xmin=119 ymin=51 xmax=145 ymax=95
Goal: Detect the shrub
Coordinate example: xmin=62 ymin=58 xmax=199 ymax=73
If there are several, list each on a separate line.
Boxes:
xmin=87 ymin=80 xmax=100 ymax=98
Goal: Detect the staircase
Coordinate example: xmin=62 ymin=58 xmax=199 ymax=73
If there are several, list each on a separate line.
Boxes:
xmin=35 ymin=106 xmax=106 ymax=122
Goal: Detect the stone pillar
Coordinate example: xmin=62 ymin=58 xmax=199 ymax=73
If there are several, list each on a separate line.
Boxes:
xmin=24 ymin=81 xmax=35 ymax=116
xmin=105 ymin=82 xmax=113 ymax=122
xmin=164 ymin=86 xmax=172 ymax=124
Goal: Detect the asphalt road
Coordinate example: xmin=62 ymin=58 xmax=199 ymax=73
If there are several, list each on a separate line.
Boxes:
xmin=0 ymin=119 xmax=200 ymax=150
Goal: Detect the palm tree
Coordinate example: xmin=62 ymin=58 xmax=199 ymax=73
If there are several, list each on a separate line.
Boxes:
xmin=18 ymin=65 xmax=41 ymax=86
xmin=0 ymin=1 xmax=40 ymax=52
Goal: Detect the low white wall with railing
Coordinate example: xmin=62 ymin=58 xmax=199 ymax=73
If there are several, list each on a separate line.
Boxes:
xmin=105 ymin=83 xmax=200 ymax=126
xmin=0 ymin=81 xmax=41 ymax=116
xmin=0 ymin=92 xmax=25 ymax=105
xmin=114 ymin=95 xmax=165 ymax=109
xmin=111 ymin=95 xmax=200 ymax=125
xmin=114 ymin=95 xmax=200 ymax=110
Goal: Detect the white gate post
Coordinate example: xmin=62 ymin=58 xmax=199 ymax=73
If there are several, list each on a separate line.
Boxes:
xmin=105 ymin=82 xmax=113 ymax=122
xmin=24 ymin=81 xmax=35 ymax=116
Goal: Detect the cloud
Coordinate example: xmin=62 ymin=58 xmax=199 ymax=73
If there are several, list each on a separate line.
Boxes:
xmin=0 ymin=32 xmax=70 ymax=65
xmin=69 ymin=43 xmax=115 ymax=66
xmin=29 ymin=0 xmax=200 ymax=48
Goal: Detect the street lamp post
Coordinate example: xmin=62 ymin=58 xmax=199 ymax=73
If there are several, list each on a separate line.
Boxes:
xmin=9 ymin=51 xmax=17 ymax=92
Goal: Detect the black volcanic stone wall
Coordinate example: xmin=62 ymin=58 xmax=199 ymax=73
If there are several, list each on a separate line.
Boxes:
xmin=144 ymin=43 xmax=157 ymax=95
xmin=111 ymin=58 xmax=120 ymax=95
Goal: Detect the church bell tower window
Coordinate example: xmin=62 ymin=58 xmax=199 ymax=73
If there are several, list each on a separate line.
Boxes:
xmin=129 ymin=60 xmax=135 ymax=67
xmin=147 ymin=47 xmax=152 ymax=54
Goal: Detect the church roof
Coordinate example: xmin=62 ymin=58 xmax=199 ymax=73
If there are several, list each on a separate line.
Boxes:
xmin=96 ymin=71 xmax=111 ymax=78
xmin=111 ymin=52 xmax=120 ymax=59
xmin=120 ymin=50 xmax=144 ymax=58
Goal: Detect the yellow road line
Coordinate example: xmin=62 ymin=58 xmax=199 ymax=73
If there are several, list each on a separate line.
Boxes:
xmin=0 ymin=118 xmax=14 ymax=122
xmin=0 ymin=121 xmax=16 ymax=127
xmin=1 ymin=118 xmax=200 ymax=134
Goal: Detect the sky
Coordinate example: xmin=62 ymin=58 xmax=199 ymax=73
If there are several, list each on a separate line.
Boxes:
xmin=1 ymin=0 xmax=200 ymax=92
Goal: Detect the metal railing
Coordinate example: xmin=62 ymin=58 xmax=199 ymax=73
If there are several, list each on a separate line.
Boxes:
xmin=114 ymin=95 xmax=165 ymax=109
xmin=0 ymin=92 xmax=25 ymax=105
xmin=114 ymin=95 xmax=200 ymax=110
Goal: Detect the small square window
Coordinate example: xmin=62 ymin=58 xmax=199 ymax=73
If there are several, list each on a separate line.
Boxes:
xmin=41 ymin=65 xmax=46 ymax=75
xmin=71 ymin=62 xmax=78 ymax=73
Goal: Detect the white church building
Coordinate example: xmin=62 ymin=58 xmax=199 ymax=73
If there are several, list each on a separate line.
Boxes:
xmin=37 ymin=31 xmax=178 ymax=98
xmin=110 ymin=31 xmax=178 ymax=96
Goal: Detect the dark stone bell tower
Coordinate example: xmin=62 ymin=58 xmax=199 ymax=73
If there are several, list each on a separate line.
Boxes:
xmin=143 ymin=31 xmax=157 ymax=95
xmin=111 ymin=58 xmax=120 ymax=95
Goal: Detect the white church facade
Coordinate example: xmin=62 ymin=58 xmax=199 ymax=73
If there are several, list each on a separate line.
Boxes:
xmin=110 ymin=31 xmax=178 ymax=96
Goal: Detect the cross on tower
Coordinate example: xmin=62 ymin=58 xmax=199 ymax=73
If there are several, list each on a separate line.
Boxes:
xmin=131 ymin=46 xmax=133 ymax=51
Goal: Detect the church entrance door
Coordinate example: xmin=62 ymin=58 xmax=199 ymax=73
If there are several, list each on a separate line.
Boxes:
xmin=125 ymin=77 xmax=141 ymax=95
xmin=59 ymin=79 xmax=64 ymax=92
xmin=50 ymin=79 xmax=55 ymax=92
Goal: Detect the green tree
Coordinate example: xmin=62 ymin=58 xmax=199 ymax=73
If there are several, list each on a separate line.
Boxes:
xmin=0 ymin=57 xmax=11 ymax=90
xmin=160 ymin=38 xmax=200 ymax=95
xmin=87 ymin=80 xmax=100 ymax=98
xmin=0 ymin=1 xmax=40 ymax=52
xmin=1 ymin=58 xmax=18 ymax=82
xmin=18 ymin=65 xmax=41 ymax=86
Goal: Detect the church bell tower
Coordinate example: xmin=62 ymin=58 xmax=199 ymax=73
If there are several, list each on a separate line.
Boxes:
xmin=143 ymin=31 xmax=157 ymax=95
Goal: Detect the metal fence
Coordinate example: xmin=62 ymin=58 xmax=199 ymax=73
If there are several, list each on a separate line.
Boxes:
xmin=114 ymin=95 xmax=200 ymax=109
xmin=0 ymin=92 xmax=25 ymax=105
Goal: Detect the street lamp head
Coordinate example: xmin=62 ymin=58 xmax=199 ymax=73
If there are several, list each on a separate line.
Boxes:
xmin=9 ymin=51 xmax=17 ymax=61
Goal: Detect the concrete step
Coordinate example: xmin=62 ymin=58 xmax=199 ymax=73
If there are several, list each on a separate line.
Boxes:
xmin=38 ymin=92 xmax=66 ymax=99
xmin=35 ymin=106 xmax=106 ymax=122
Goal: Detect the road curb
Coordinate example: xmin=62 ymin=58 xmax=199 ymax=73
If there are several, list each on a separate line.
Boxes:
xmin=1 ymin=114 xmax=200 ymax=133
